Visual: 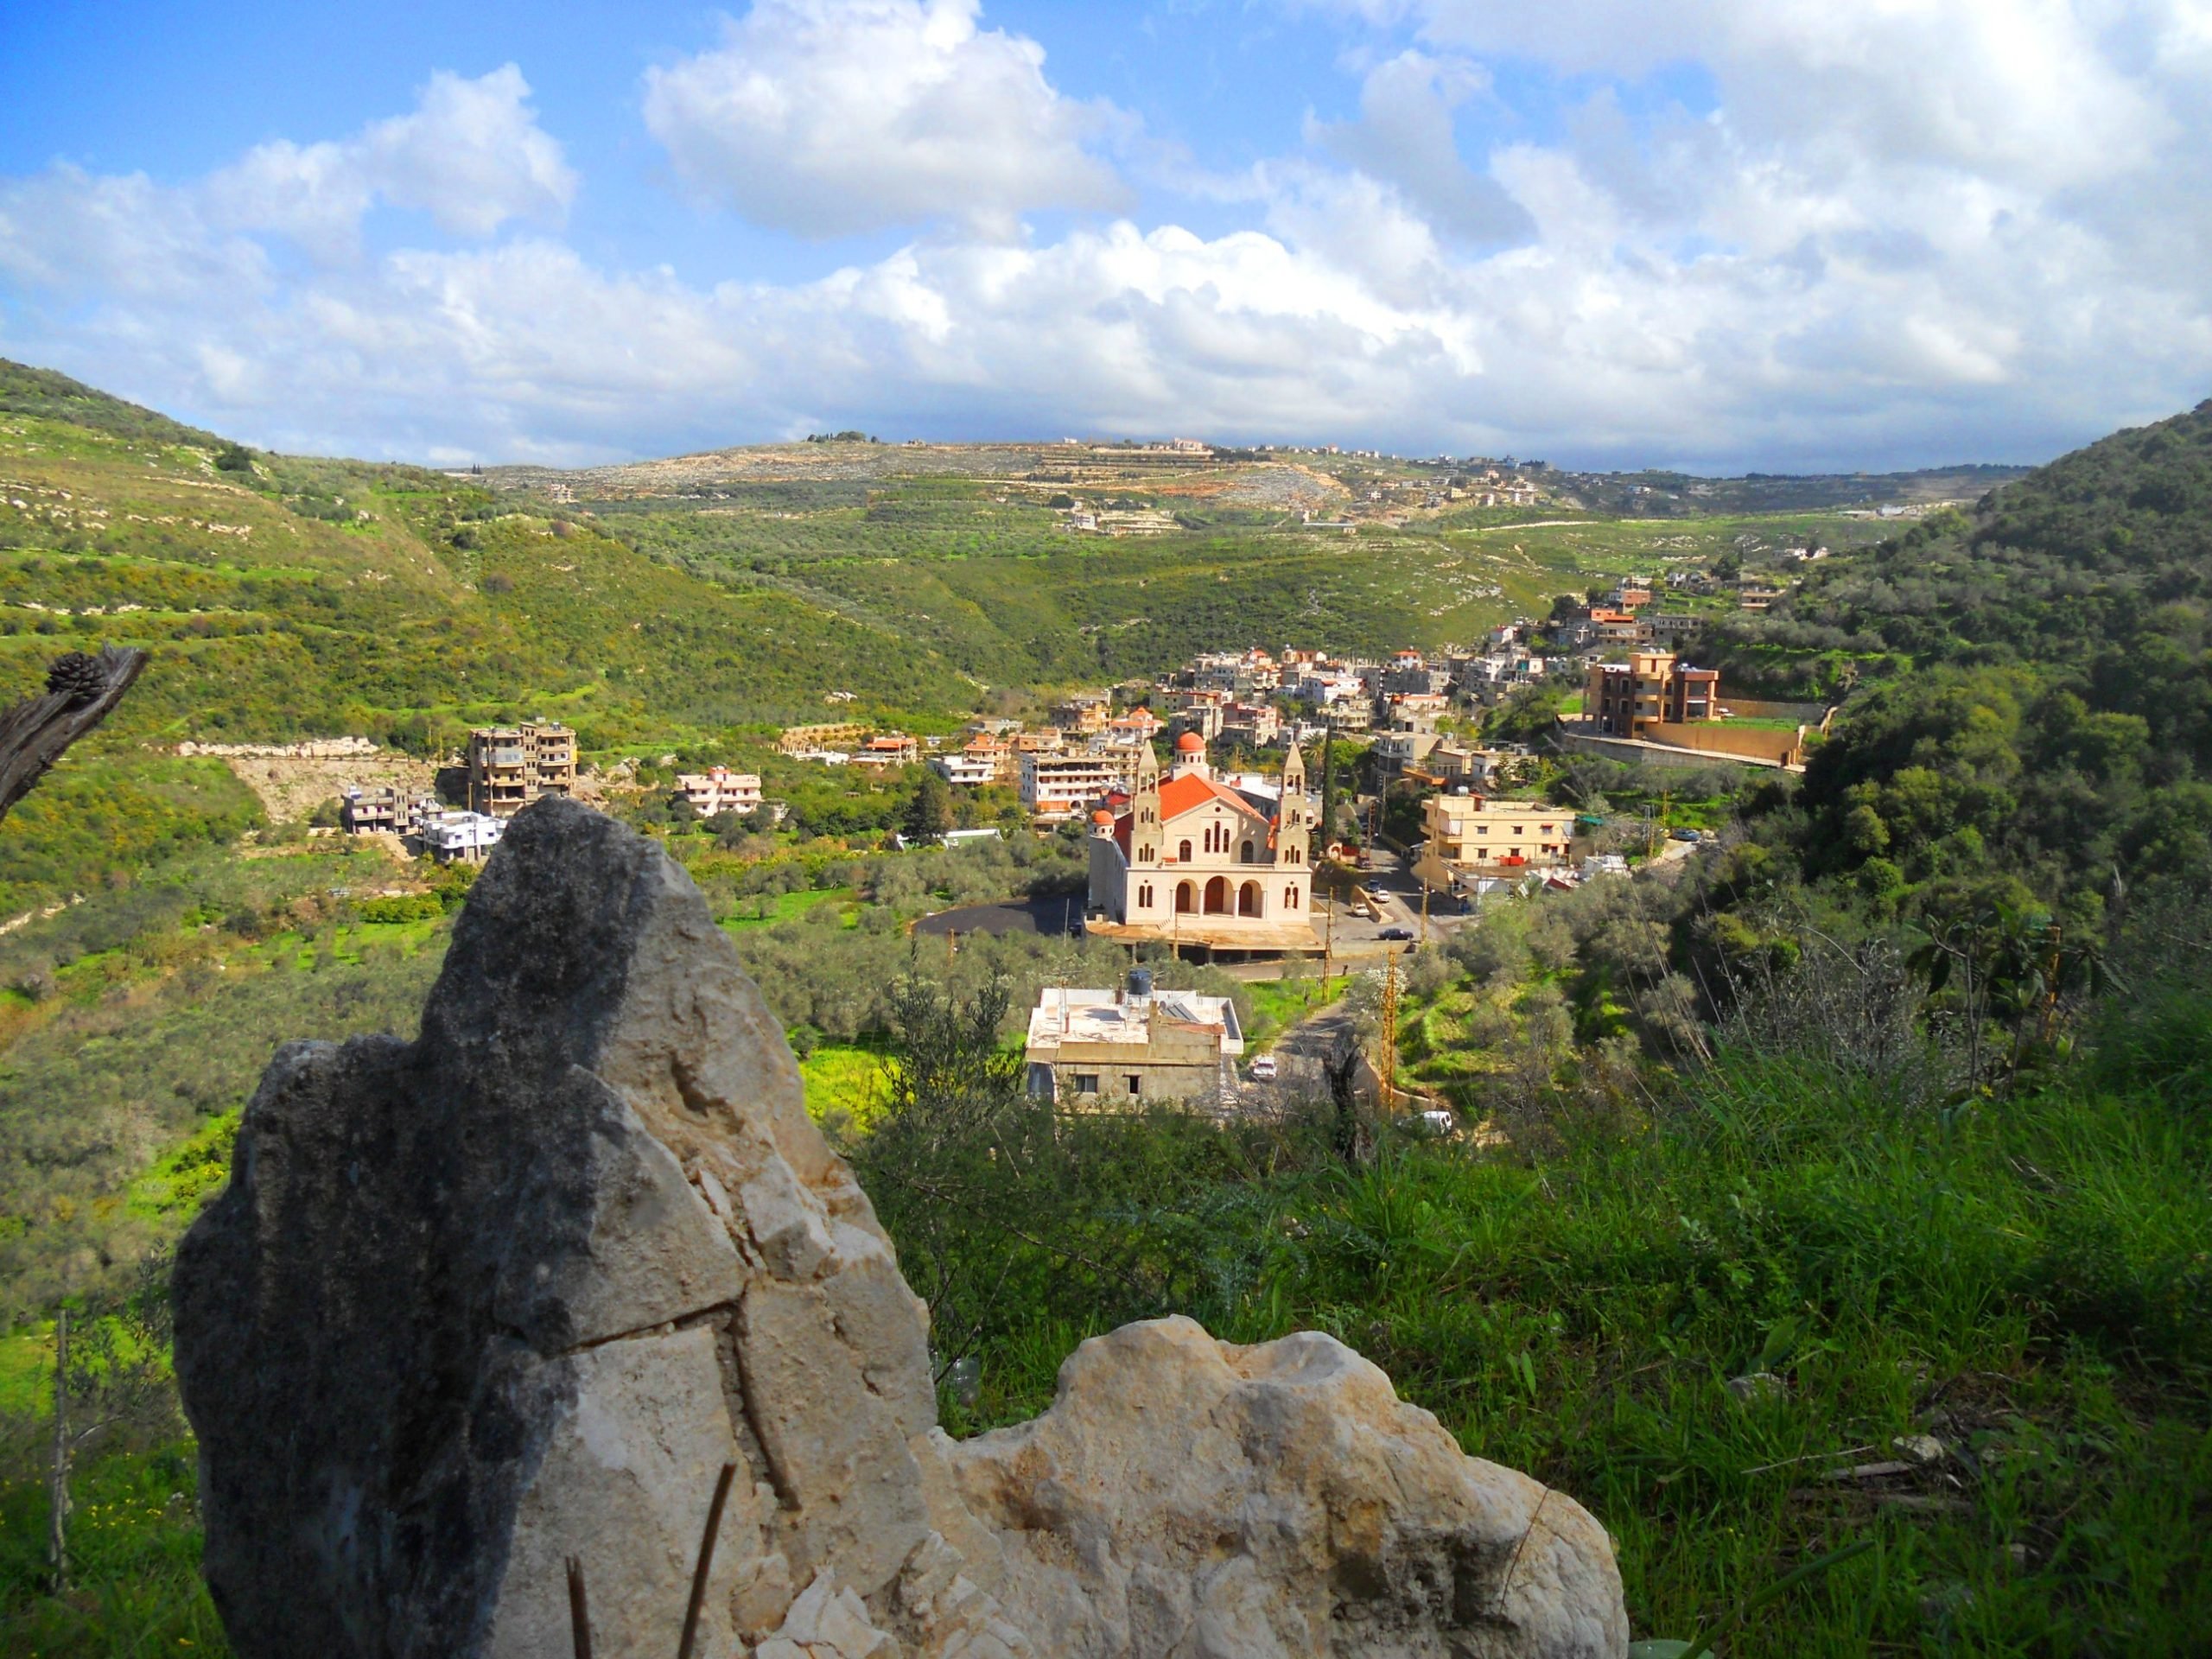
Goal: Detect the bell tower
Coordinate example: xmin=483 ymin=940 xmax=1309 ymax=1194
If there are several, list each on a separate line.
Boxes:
xmin=1274 ymin=741 xmax=1311 ymax=868
xmin=1131 ymin=737 xmax=1161 ymax=866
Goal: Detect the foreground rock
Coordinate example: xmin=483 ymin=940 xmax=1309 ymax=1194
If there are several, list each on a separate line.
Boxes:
xmin=175 ymin=798 xmax=1627 ymax=1658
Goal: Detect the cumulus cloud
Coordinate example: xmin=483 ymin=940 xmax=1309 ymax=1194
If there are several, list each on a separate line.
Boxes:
xmin=3 ymin=3 xmax=2211 ymax=470
xmin=201 ymin=65 xmax=575 ymax=258
xmin=1306 ymin=52 xmax=1532 ymax=248
xmin=642 ymin=0 xmax=1129 ymax=239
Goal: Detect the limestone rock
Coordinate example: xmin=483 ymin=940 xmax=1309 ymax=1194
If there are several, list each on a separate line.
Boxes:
xmin=175 ymin=798 xmax=1626 ymax=1659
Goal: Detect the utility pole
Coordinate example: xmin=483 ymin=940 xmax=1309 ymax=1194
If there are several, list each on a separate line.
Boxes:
xmin=1420 ymin=880 xmax=1430 ymax=948
xmin=1322 ymin=889 xmax=1335 ymax=985
xmin=1379 ymin=951 xmax=1399 ymax=1107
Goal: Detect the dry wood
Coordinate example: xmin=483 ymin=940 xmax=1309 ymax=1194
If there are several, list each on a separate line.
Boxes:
xmin=0 ymin=647 xmax=149 ymax=824
xmin=566 ymin=1555 xmax=592 ymax=1659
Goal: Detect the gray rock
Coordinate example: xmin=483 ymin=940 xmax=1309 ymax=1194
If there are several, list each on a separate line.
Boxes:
xmin=175 ymin=798 xmax=1626 ymax=1659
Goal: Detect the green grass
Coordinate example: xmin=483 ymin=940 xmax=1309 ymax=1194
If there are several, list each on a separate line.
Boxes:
xmin=718 ymin=887 xmax=852 ymax=929
xmin=1243 ymin=972 xmax=1349 ymax=1046
xmin=916 ymin=1036 xmax=2212 ymax=1654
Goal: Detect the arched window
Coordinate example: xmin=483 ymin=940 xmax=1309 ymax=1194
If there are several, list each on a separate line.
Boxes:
xmin=1175 ymin=880 xmax=1196 ymax=913
xmin=1178 ymin=839 xmax=1192 ymax=863
xmin=1140 ymin=844 xmax=1154 ymax=862
xmin=1285 ymin=885 xmax=1300 ymax=909
xmin=1237 ymin=880 xmax=1262 ymax=917
xmin=1238 ymin=840 xmax=1255 ymax=863
xmin=1203 ymin=875 xmax=1230 ymax=914
xmin=1137 ymin=883 xmax=1153 ymax=908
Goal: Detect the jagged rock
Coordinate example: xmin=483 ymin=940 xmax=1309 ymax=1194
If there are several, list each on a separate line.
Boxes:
xmin=175 ymin=798 xmax=1627 ymax=1658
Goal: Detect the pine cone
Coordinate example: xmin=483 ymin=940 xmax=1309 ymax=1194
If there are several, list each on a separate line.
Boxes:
xmin=46 ymin=652 xmax=109 ymax=707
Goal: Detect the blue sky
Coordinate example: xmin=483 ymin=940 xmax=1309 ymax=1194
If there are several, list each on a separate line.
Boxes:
xmin=3 ymin=2 xmax=2208 ymax=471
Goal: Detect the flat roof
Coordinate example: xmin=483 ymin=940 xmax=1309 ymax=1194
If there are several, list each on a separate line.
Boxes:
xmin=1026 ymin=988 xmax=1243 ymax=1057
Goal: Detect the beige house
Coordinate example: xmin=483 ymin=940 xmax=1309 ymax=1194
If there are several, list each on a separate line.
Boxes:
xmin=672 ymin=766 xmax=762 ymax=817
xmin=1414 ymin=790 xmax=1572 ymax=881
xmin=1021 ymin=749 xmax=1136 ymax=823
xmin=1023 ymin=973 xmax=1243 ymax=1106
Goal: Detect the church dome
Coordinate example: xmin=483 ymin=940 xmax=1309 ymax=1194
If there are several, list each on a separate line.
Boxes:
xmin=1175 ymin=730 xmax=1205 ymax=753
xmin=1090 ymin=808 xmax=1116 ymax=825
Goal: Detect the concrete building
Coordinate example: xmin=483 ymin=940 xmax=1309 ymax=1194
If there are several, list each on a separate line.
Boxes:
xmin=931 ymin=753 xmax=998 ymax=787
xmin=672 ymin=766 xmax=763 ymax=817
xmin=1585 ymin=652 xmax=1720 ymax=739
xmin=466 ymin=721 xmax=576 ymax=818
xmin=1021 ymin=749 xmax=1137 ymax=823
xmin=1084 ymin=734 xmax=1319 ymax=955
xmin=849 ymin=733 xmax=921 ymax=769
xmin=340 ymin=785 xmax=399 ymax=835
xmin=1023 ymin=971 xmax=1244 ymax=1107
xmin=1414 ymin=790 xmax=1573 ymax=877
xmin=422 ymin=810 xmax=507 ymax=864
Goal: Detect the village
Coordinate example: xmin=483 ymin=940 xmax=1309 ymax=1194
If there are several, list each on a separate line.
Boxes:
xmin=287 ymin=557 xmax=1832 ymax=1114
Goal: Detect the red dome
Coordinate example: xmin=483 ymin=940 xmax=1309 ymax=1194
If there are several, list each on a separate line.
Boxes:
xmin=1175 ymin=730 xmax=1205 ymax=753
xmin=1090 ymin=808 xmax=1115 ymax=825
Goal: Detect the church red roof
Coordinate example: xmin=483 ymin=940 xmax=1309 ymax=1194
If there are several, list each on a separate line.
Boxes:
xmin=1158 ymin=771 xmax=1269 ymax=823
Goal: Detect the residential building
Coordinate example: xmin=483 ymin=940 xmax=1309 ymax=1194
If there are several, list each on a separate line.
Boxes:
xmin=422 ymin=810 xmax=507 ymax=864
xmin=849 ymin=733 xmax=921 ymax=769
xmin=1372 ymin=727 xmax=1443 ymax=773
xmin=466 ymin=721 xmax=576 ymax=818
xmin=941 ymin=828 xmax=1003 ymax=849
xmin=931 ymin=753 xmax=998 ymax=787
xmin=1217 ymin=701 xmax=1281 ymax=751
xmin=1099 ymin=709 xmax=1165 ymax=749
xmin=1429 ymin=741 xmax=1500 ymax=789
xmin=1084 ymin=734 xmax=1319 ymax=954
xmin=1021 ymin=749 xmax=1137 ymax=823
xmin=672 ymin=766 xmax=763 ymax=817
xmin=1585 ymin=652 xmax=1720 ymax=739
xmin=1647 ymin=613 xmax=1704 ymax=647
xmin=1415 ymin=790 xmax=1573 ymax=874
xmin=1052 ymin=693 xmax=1111 ymax=734
xmin=1023 ymin=971 xmax=1244 ymax=1107
xmin=1382 ymin=652 xmax=1452 ymax=697
xmin=340 ymin=785 xmax=399 ymax=835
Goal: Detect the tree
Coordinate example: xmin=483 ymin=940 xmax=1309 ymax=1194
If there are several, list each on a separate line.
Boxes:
xmin=907 ymin=768 xmax=955 ymax=842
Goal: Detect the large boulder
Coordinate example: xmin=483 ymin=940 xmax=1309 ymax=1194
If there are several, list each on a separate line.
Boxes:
xmin=175 ymin=798 xmax=1627 ymax=1658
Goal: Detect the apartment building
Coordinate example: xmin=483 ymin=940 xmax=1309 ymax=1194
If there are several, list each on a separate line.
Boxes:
xmin=1419 ymin=791 xmax=1573 ymax=871
xmin=466 ymin=721 xmax=576 ymax=817
xmin=1020 ymin=748 xmax=1136 ymax=823
xmin=340 ymin=785 xmax=399 ymax=835
xmin=1585 ymin=652 xmax=1720 ymax=739
xmin=931 ymin=753 xmax=998 ymax=786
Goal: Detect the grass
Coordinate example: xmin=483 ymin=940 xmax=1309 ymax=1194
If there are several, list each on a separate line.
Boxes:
xmin=718 ymin=886 xmax=852 ymax=929
xmin=923 ymin=1029 xmax=2212 ymax=1654
xmin=1243 ymin=971 xmax=1349 ymax=1046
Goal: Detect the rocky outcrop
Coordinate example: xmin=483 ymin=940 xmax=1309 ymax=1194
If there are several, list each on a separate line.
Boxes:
xmin=175 ymin=798 xmax=1627 ymax=1658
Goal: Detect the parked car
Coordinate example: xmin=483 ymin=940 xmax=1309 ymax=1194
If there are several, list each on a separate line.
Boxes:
xmin=1378 ymin=925 xmax=1414 ymax=941
xmin=1248 ymin=1054 xmax=1278 ymax=1081
xmin=1669 ymin=827 xmax=1703 ymax=842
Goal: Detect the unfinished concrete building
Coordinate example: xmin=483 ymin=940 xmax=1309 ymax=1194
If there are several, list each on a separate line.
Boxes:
xmin=466 ymin=722 xmax=577 ymax=818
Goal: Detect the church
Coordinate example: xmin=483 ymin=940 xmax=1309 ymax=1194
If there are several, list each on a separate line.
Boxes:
xmin=1084 ymin=731 xmax=1322 ymax=955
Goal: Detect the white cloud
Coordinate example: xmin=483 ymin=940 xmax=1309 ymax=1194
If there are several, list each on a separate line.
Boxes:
xmin=3 ymin=5 xmax=2211 ymax=472
xmin=1306 ymin=52 xmax=1531 ymax=248
xmin=201 ymin=65 xmax=575 ymax=257
xmin=641 ymin=0 xmax=1129 ymax=239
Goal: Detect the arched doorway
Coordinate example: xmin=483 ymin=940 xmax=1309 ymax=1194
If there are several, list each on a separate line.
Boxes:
xmin=1174 ymin=880 xmax=1195 ymax=914
xmin=1237 ymin=880 xmax=1263 ymax=917
xmin=1203 ymin=875 xmax=1230 ymax=914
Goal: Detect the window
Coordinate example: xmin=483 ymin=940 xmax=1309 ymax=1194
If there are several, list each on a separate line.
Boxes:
xmin=1073 ymin=1073 xmax=1100 ymax=1094
xmin=1286 ymin=885 xmax=1300 ymax=908
xmin=1137 ymin=883 xmax=1154 ymax=908
xmin=1238 ymin=840 xmax=1255 ymax=863
xmin=1126 ymin=1075 xmax=1141 ymax=1097
xmin=1178 ymin=839 xmax=1192 ymax=862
